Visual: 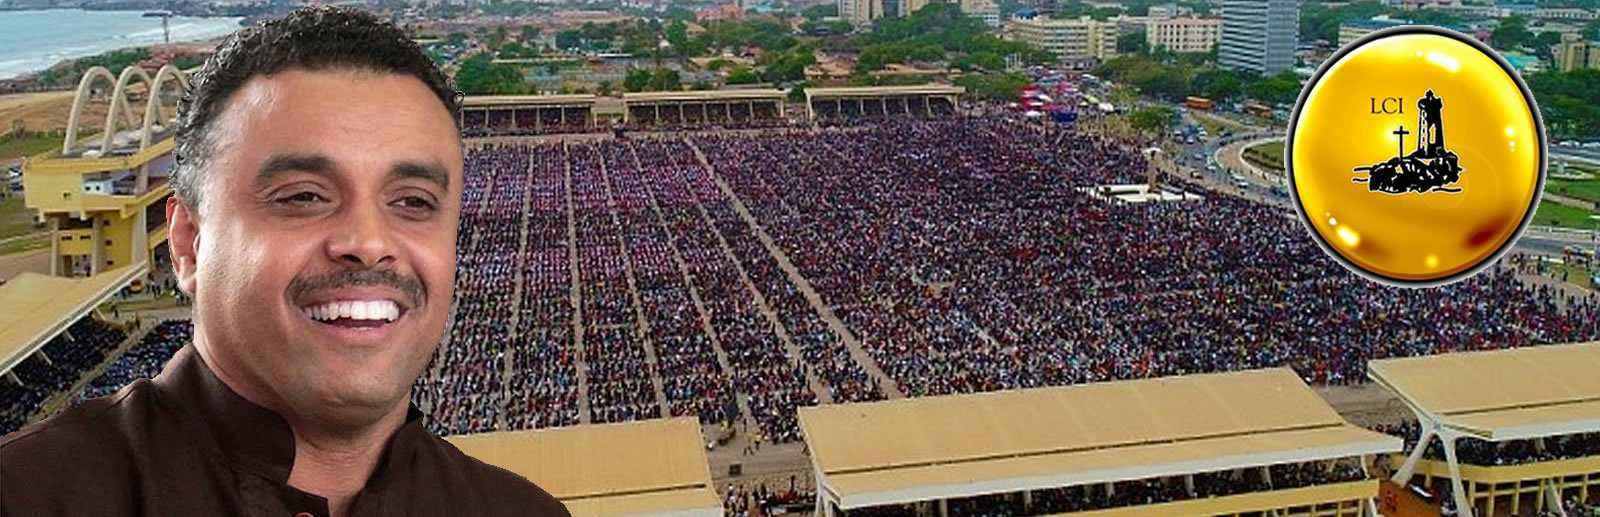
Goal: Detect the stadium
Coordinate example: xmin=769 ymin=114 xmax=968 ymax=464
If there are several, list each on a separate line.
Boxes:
xmin=1 ymin=65 xmax=1597 ymax=517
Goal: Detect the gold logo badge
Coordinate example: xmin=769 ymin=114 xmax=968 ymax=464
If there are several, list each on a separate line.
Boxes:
xmin=1287 ymin=25 xmax=1545 ymax=286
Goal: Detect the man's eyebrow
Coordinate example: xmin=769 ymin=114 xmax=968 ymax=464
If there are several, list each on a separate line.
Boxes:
xmin=389 ymin=161 xmax=450 ymax=192
xmin=255 ymin=152 xmax=336 ymax=185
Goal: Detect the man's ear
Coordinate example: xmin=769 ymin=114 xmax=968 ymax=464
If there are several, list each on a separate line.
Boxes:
xmin=165 ymin=196 xmax=200 ymax=296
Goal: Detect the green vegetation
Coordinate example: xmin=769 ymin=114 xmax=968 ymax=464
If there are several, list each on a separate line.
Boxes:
xmin=1129 ymin=106 xmax=1177 ymax=133
xmin=623 ymin=68 xmax=682 ymax=92
xmin=36 ymin=48 xmax=152 ymax=88
xmin=1242 ymin=141 xmax=1286 ymax=171
xmin=0 ymin=196 xmax=42 ymax=241
xmin=954 ymin=72 xmax=1029 ymax=101
xmin=0 ymin=233 xmax=49 ymax=256
xmin=0 ymin=131 xmax=63 ymax=161
xmin=1298 ymin=1 xmax=1461 ymax=45
xmin=1532 ymin=200 xmax=1599 ymax=229
xmin=1095 ymin=52 xmax=1295 ymax=106
xmin=453 ymin=53 xmax=534 ymax=94
xmin=856 ymin=4 xmax=1052 ymax=72
xmin=1528 ymin=69 xmax=1600 ymax=141
xmin=1547 ymin=177 xmax=1600 ymax=204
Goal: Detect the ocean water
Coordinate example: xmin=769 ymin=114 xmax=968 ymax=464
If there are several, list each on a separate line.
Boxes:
xmin=0 ymin=9 xmax=243 ymax=80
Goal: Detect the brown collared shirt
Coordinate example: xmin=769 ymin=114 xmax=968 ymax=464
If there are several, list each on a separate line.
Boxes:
xmin=1 ymin=344 xmax=570 ymax=517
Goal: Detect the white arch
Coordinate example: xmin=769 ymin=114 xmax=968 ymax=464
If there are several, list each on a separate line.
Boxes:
xmin=98 ymin=66 xmax=155 ymax=154
xmin=138 ymin=64 xmax=189 ymax=150
xmin=62 ymin=66 xmax=118 ymax=154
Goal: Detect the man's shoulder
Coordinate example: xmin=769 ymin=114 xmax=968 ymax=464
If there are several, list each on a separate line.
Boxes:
xmin=1 ymin=380 xmax=167 ymax=510
xmin=0 ymin=379 xmax=159 ymax=459
xmin=413 ymin=432 xmax=570 ymax=517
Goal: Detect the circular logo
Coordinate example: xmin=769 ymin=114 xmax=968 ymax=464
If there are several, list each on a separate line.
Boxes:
xmin=1286 ymin=25 xmax=1545 ymax=286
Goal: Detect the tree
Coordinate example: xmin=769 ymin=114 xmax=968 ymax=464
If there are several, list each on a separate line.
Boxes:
xmin=1533 ymin=31 xmax=1564 ymax=60
xmin=520 ymin=26 xmax=541 ymax=43
xmin=454 ymin=53 xmax=531 ymax=95
xmin=598 ymin=80 xmax=615 ymax=96
xmin=556 ymin=30 xmax=584 ymax=51
xmin=1129 ymin=106 xmax=1177 ymax=133
xmin=1244 ymin=71 xmax=1301 ymax=106
xmin=802 ymin=3 xmax=838 ymax=20
xmin=1191 ymin=69 xmax=1245 ymax=102
xmin=1117 ymin=31 xmax=1149 ymax=55
xmin=650 ymin=68 xmax=682 ymax=91
xmin=1529 ymin=68 xmax=1600 ymax=140
xmin=624 ymin=68 xmax=653 ymax=92
xmin=954 ymin=72 xmax=1029 ymax=101
xmin=1586 ymin=19 xmax=1600 ymax=41
xmin=727 ymin=65 xmax=760 ymax=84
xmin=1491 ymin=15 xmax=1533 ymax=51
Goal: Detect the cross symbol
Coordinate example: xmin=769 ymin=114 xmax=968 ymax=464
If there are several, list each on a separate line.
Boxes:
xmin=1393 ymin=125 xmax=1410 ymax=159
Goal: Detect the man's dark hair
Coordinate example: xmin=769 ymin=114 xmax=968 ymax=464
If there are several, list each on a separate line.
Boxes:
xmin=173 ymin=6 xmax=462 ymax=208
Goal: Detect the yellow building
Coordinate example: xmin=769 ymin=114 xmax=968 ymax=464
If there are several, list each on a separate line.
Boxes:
xmin=22 ymin=65 xmax=186 ymax=278
xmin=1146 ymin=16 xmax=1222 ymax=53
xmin=1006 ymin=16 xmax=1120 ymax=63
xmin=1555 ymin=33 xmax=1600 ymax=72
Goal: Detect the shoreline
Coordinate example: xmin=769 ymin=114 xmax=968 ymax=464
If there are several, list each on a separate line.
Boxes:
xmin=0 ymin=9 xmax=243 ymax=85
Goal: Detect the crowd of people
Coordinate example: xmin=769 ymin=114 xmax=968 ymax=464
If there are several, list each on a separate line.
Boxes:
xmin=0 ymin=317 xmax=128 ymax=435
xmin=695 ymin=119 xmax=1600 ymax=401
xmin=844 ymin=460 xmax=1370 ymax=516
xmin=1378 ymin=421 xmax=1600 ymax=466
xmin=73 ymin=321 xmax=192 ymax=403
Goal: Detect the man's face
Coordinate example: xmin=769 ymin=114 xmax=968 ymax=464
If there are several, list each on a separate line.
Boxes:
xmin=167 ymin=68 xmax=461 ymax=426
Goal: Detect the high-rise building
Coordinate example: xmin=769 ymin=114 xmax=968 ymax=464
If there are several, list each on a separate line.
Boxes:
xmin=1006 ymin=16 xmax=1120 ymax=63
xmin=1147 ymin=17 xmax=1221 ymax=53
xmin=1555 ymin=33 xmax=1600 ymax=71
xmin=1219 ymin=0 xmax=1298 ymax=75
xmin=840 ymin=0 xmax=886 ymax=26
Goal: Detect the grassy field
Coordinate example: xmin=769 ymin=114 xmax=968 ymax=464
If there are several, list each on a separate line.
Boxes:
xmin=1547 ymin=177 xmax=1600 ymax=204
xmin=1243 ymin=141 xmax=1286 ymax=172
xmin=0 ymin=196 xmax=42 ymax=240
xmin=0 ymin=132 xmax=63 ymax=161
xmin=1532 ymin=200 xmax=1599 ymax=229
xmin=1551 ymin=262 xmax=1596 ymax=290
xmin=0 ymin=232 xmax=48 ymax=255
xmin=1190 ymin=111 xmax=1252 ymax=137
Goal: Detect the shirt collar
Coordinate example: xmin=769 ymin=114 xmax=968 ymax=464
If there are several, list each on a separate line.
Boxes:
xmin=152 ymin=343 xmax=429 ymax=486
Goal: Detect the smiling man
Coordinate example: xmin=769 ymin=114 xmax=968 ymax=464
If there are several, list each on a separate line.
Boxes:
xmin=0 ymin=7 xmax=568 ymax=517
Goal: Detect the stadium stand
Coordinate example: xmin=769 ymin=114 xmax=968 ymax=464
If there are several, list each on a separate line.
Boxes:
xmin=448 ymin=416 xmax=721 ymax=516
xmin=798 ymin=368 xmax=1399 ymax=516
xmin=1372 ymin=343 xmax=1600 ymax=517
xmin=460 ymin=95 xmax=598 ymax=137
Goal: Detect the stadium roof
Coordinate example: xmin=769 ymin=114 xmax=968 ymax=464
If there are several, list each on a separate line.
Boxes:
xmin=798 ymin=368 xmax=1399 ymax=510
xmin=1369 ymin=342 xmax=1600 ymax=441
xmin=805 ymin=85 xmax=965 ymax=100
xmin=461 ymin=94 xmax=598 ymax=108
xmin=447 ymin=417 xmax=720 ymax=517
xmin=621 ymin=89 xmax=786 ymax=103
xmin=0 ymin=266 xmax=144 ymax=375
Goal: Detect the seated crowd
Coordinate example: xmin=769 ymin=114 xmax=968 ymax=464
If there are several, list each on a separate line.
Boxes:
xmin=0 ymin=317 xmax=128 ymax=435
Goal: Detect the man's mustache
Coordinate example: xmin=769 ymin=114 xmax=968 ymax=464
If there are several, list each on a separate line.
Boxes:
xmin=288 ymin=269 xmax=425 ymax=309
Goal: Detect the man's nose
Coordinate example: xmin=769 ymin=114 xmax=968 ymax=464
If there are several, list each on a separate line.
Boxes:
xmin=326 ymin=201 xmax=397 ymax=269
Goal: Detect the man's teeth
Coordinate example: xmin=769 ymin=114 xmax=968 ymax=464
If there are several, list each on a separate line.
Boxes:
xmin=303 ymin=300 xmax=401 ymax=322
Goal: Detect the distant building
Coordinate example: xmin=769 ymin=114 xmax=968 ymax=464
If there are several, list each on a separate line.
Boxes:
xmin=1555 ymin=33 xmax=1600 ymax=71
xmin=961 ymin=0 xmax=1002 ymax=27
xmin=1007 ymin=15 xmax=1120 ymax=63
xmin=1219 ymin=0 xmax=1299 ymax=74
xmin=1147 ymin=17 xmax=1221 ymax=53
xmin=1501 ymin=51 xmax=1544 ymax=73
xmin=840 ymin=0 xmax=885 ymax=25
xmin=1146 ymin=3 xmax=1193 ymax=18
xmin=1533 ymin=7 xmax=1598 ymax=21
xmin=1337 ymin=17 xmax=1409 ymax=47
xmin=1385 ymin=0 xmax=1460 ymax=10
